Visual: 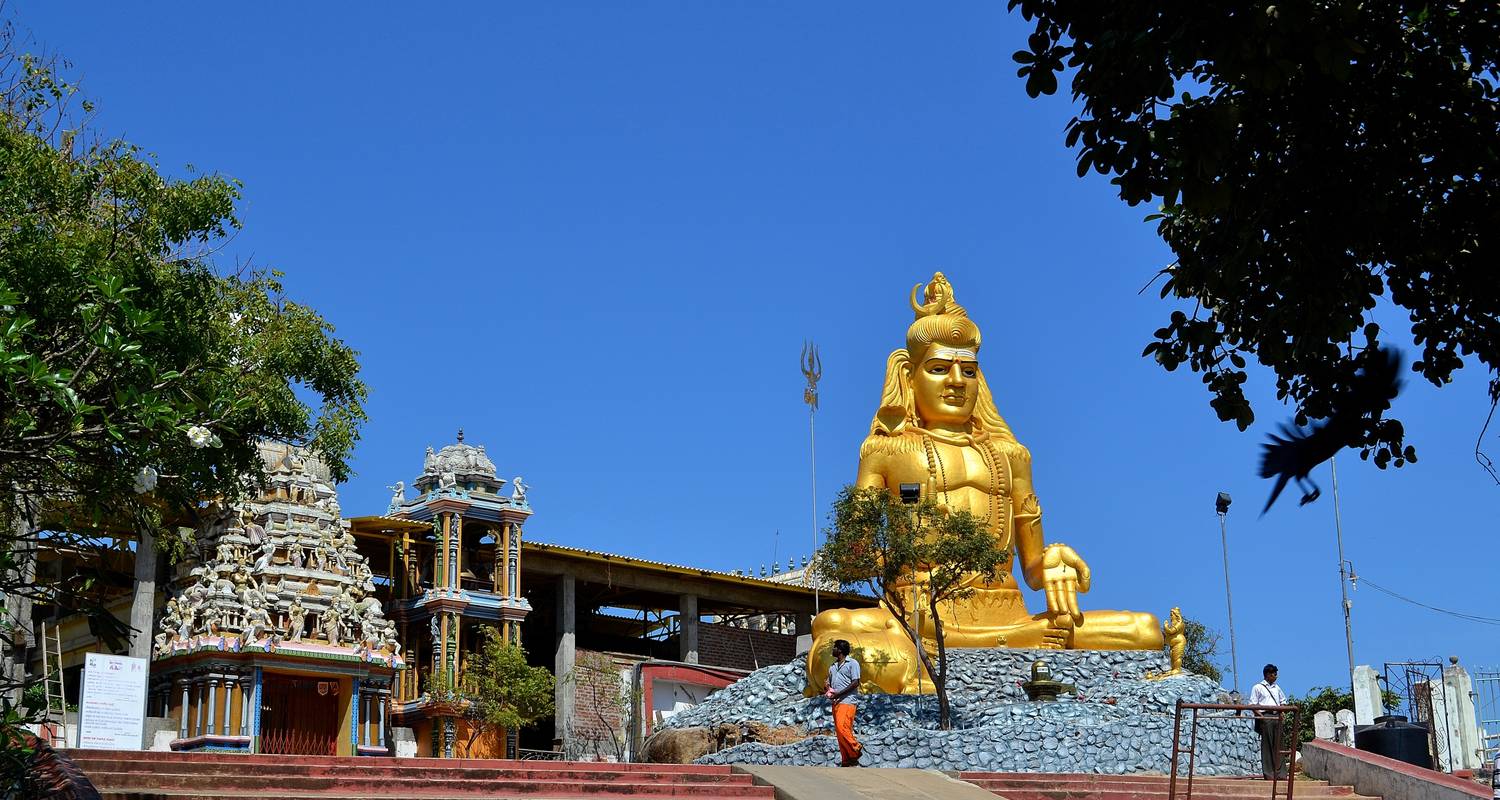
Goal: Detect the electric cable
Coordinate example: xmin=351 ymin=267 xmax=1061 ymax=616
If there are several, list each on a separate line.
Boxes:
xmin=1356 ymin=576 xmax=1500 ymax=627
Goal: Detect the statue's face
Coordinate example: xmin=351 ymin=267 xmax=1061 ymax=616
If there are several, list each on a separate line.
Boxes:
xmin=910 ymin=346 xmax=979 ymax=426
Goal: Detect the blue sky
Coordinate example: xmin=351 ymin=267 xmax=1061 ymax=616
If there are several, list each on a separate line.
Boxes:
xmin=18 ymin=2 xmax=1498 ymax=697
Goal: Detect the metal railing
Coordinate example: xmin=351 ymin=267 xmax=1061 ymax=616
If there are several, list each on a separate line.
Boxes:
xmin=1169 ymin=700 xmax=1302 ymax=800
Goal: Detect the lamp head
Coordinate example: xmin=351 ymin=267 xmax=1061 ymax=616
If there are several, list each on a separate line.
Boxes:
xmin=1216 ymin=492 xmax=1232 ymax=515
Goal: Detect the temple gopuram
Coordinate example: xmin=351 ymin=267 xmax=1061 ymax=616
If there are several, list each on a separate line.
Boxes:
xmin=375 ymin=431 xmax=533 ymax=758
xmin=149 ymin=444 xmax=403 ymax=756
xmin=27 ymin=431 xmax=870 ymax=760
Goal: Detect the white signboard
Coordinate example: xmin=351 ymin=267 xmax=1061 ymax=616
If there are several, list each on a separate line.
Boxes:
xmin=76 ymin=652 xmax=149 ymax=750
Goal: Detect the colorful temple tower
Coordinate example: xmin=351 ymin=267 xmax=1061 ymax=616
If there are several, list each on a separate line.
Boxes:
xmin=149 ymin=444 xmax=404 ymax=755
xmin=384 ymin=431 xmax=533 ymax=758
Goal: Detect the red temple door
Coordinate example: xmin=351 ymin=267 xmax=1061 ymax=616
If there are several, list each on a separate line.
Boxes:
xmin=259 ymin=674 xmax=340 ymax=755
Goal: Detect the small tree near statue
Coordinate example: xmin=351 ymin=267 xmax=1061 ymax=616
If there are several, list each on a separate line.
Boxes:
xmin=814 ymin=485 xmax=1008 ymax=730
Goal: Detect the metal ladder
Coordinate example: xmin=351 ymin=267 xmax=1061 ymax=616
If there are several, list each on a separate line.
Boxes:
xmin=39 ymin=621 xmax=65 ymax=746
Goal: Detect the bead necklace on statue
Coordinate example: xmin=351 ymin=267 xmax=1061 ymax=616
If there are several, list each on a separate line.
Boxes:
xmin=910 ymin=420 xmax=1009 ymax=544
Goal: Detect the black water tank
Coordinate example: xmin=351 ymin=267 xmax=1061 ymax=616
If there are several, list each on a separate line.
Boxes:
xmin=1355 ymin=715 xmax=1432 ymax=769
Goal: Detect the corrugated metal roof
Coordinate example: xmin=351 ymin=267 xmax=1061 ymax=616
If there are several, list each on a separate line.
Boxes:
xmin=347 ymin=515 xmax=431 ymax=532
xmin=523 ymin=539 xmax=868 ymax=599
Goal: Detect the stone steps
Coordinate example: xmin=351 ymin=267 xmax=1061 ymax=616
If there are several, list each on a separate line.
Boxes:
xmin=66 ymin=749 xmax=730 ymax=772
xmin=958 ymin=772 xmax=1381 ymax=800
xmin=67 ymin=750 xmax=774 ymax=800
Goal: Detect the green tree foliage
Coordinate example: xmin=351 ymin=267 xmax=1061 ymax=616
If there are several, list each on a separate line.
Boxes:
xmin=0 ymin=19 xmax=366 ymax=785
xmin=1287 ymin=685 xmax=1403 ymax=743
xmin=461 ymin=627 xmax=555 ymax=753
xmin=1173 ymin=617 xmax=1224 ymax=685
xmin=814 ymin=486 xmax=1008 ymax=730
xmin=1009 ymin=1 xmax=1500 ymax=468
xmin=0 ymin=55 xmax=367 ymax=531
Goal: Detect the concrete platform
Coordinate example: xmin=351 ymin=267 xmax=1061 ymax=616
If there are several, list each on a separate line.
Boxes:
xmin=734 ymin=765 xmax=1000 ymax=800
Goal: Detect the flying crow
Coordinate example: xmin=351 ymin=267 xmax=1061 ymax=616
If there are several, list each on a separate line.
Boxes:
xmin=1259 ymin=347 xmax=1403 ymax=513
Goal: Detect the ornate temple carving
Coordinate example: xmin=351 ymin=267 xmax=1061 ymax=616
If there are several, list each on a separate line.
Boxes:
xmin=153 ymin=443 xmax=402 ymax=664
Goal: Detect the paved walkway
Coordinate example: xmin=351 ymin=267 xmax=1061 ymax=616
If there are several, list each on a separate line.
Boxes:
xmin=733 ymin=765 xmax=1000 ymax=800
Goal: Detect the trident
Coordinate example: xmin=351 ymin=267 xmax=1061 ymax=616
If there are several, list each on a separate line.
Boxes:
xmin=801 ymin=341 xmax=822 ymax=411
xmin=800 ymin=340 xmax=823 ymax=614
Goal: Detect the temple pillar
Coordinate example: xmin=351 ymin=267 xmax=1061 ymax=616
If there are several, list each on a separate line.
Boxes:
xmin=222 ymin=675 xmax=236 ymax=736
xmin=452 ymin=513 xmax=463 ymax=588
xmin=679 ymin=594 xmax=699 ymax=664
xmin=499 ymin=522 xmax=510 ymax=596
xmin=177 ymin=678 xmax=190 ymax=739
xmin=240 ymin=672 xmax=253 ymax=738
xmin=206 ymin=677 xmax=219 ymax=736
xmin=554 ymin=573 xmax=576 ymax=745
xmin=377 ymin=688 xmax=387 ymax=749
xmin=438 ymin=513 xmax=450 ymax=589
xmin=511 ymin=523 xmax=521 ymax=598
xmin=400 ymin=531 xmax=412 ymax=597
xmin=194 ymin=677 xmax=207 ymax=738
xmin=499 ymin=523 xmax=510 ymax=596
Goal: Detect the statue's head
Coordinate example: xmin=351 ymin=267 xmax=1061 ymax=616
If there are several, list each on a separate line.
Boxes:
xmin=871 ymin=272 xmax=1014 ymax=441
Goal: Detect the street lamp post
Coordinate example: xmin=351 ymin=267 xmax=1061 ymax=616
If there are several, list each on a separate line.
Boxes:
xmin=1216 ymin=492 xmax=1241 ymax=696
xmin=1331 ymin=456 xmax=1357 ymax=700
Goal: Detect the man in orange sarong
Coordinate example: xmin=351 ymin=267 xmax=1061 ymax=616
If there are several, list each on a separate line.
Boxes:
xmin=823 ymin=639 xmax=863 ymax=767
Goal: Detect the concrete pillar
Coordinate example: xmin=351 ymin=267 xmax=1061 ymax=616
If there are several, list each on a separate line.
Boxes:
xmin=554 ymin=573 xmax=576 ymax=745
xmin=1335 ymin=709 xmax=1356 ymax=746
xmin=1314 ymin=710 xmax=1336 ymax=740
xmin=178 ymin=678 xmax=190 ymax=739
xmin=1352 ymin=665 xmax=1382 ymax=725
xmin=679 ymin=594 xmax=699 ymax=664
xmin=1435 ymin=659 xmax=1484 ymax=771
xmin=127 ymin=526 xmax=157 ymax=660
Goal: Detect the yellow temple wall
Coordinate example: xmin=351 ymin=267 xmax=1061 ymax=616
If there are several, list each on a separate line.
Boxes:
xmin=454 ymin=721 xmax=506 ymax=759
xmin=335 ymin=675 xmax=354 ymax=756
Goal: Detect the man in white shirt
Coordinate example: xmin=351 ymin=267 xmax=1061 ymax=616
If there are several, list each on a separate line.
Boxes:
xmin=823 ymin=639 xmax=863 ymax=767
xmin=1249 ymin=663 xmax=1290 ymax=779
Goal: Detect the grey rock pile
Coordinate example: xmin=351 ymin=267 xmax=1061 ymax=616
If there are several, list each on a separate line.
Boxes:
xmin=662 ymin=648 xmax=1261 ymax=775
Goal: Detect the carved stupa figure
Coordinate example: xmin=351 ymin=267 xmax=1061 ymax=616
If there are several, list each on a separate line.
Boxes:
xmin=810 ymin=273 xmax=1163 ymax=695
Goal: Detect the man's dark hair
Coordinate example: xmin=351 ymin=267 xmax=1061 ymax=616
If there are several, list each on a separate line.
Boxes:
xmin=1263 ymin=663 xmax=1278 ymax=676
xmin=833 ymin=639 xmax=851 ymax=657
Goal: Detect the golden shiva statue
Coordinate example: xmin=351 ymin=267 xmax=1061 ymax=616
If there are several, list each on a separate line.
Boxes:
xmin=809 ymin=272 xmax=1167 ymax=695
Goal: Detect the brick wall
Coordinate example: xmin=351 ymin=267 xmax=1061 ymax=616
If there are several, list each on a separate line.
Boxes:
xmin=698 ymin=622 xmax=796 ymax=671
xmin=566 ymin=649 xmax=636 ymax=760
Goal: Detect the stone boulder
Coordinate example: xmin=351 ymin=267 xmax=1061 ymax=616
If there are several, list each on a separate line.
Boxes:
xmin=643 ymin=727 xmax=715 ymax=764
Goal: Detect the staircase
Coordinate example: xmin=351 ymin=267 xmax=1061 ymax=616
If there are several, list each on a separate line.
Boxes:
xmin=65 ymin=750 xmax=776 ymax=800
xmin=958 ymin=772 xmax=1382 ymax=800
